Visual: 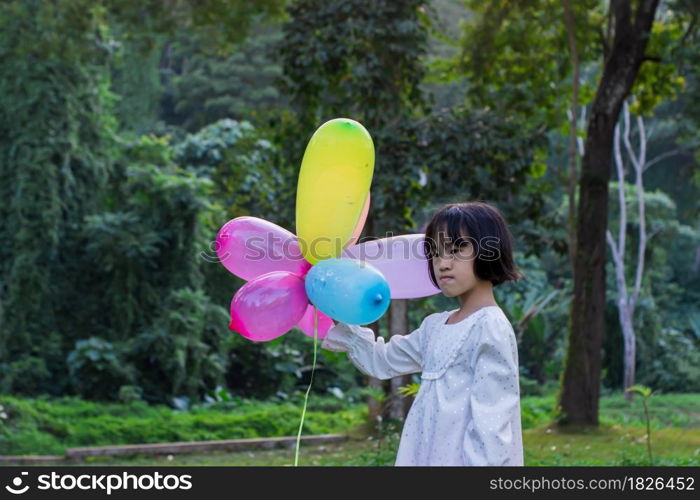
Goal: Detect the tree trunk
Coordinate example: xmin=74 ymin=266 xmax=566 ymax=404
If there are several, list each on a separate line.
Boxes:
xmin=620 ymin=303 xmax=636 ymax=401
xmin=388 ymin=298 xmax=412 ymax=421
xmin=558 ymin=0 xmax=659 ymax=426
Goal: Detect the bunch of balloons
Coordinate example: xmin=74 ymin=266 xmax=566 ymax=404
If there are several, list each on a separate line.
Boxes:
xmin=216 ymin=118 xmax=440 ymax=343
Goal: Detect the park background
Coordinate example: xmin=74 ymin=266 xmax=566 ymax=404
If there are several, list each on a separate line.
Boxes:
xmin=0 ymin=0 xmax=698 ymax=465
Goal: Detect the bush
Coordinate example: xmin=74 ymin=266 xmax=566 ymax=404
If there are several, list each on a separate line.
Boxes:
xmin=0 ymin=394 xmax=366 ymax=455
xmin=67 ymin=338 xmax=135 ymax=400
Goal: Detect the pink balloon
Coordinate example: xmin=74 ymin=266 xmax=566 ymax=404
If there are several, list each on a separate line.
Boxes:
xmin=345 ymin=192 xmax=370 ymax=249
xmin=229 ymin=272 xmax=309 ymax=342
xmin=296 ymin=305 xmax=334 ymax=339
xmin=341 ymin=234 xmax=441 ymax=299
xmin=216 ymin=217 xmax=312 ymax=281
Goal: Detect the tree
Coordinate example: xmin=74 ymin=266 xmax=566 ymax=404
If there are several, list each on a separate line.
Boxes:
xmin=162 ymin=23 xmax=287 ymax=132
xmin=0 ymin=0 xmax=285 ymax=398
xmin=0 ymin=0 xmax=118 ymax=394
xmin=607 ymin=102 xmax=655 ymax=400
xmin=560 ymin=0 xmax=660 ymax=425
xmin=606 ymin=100 xmax=692 ymax=400
xmin=107 ymin=0 xmax=286 ymax=133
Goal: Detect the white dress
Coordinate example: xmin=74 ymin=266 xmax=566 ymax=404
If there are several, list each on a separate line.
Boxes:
xmin=321 ymin=305 xmax=524 ymax=466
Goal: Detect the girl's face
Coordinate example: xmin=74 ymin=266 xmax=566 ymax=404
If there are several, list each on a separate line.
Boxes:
xmin=431 ymin=231 xmax=479 ymax=298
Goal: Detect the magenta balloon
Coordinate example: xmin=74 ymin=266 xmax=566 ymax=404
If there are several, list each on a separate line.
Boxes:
xmin=229 ymin=272 xmax=309 ymax=342
xmin=216 ymin=216 xmax=312 ymax=281
xmin=297 ymin=305 xmax=333 ymax=339
xmin=341 ymin=234 xmax=441 ymax=299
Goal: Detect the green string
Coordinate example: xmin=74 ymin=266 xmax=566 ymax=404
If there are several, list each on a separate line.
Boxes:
xmin=294 ymin=307 xmax=319 ymax=466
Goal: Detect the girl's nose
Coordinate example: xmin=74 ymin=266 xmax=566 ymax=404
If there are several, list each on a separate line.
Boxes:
xmin=438 ymin=256 xmax=453 ymax=270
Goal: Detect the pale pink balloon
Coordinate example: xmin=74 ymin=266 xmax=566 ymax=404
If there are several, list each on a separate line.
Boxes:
xmin=345 ymin=192 xmax=370 ymax=249
xmin=341 ymin=233 xmax=441 ymax=299
xmin=296 ymin=305 xmax=334 ymax=339
xmin=229 ymin=272 xmax=309 ymax=342
xmin=216 ymin=217 xmax=312 ymax=281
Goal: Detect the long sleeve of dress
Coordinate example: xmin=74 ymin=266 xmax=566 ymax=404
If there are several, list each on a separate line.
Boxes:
xmin=321 ymin=316 xmax=430 ymax=380
xmin=463 ymin=313 xmax=522 ymax=466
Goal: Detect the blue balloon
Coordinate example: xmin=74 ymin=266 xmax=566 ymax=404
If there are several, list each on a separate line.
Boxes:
xmin=305 ymin=258 xmax=391 ymax=325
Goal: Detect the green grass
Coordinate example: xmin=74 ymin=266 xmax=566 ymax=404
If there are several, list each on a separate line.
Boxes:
xmin=38 ymin=426 xmax=700 ymax=467
xmin=0 ymin=394 xmax=366 ymax=455
xmin=2 ymin=392 xmax=699 ymax=466
xmin=521 ymin=392 xmax=700 ymax=429
xmin=598 ymin=392 xmax=700 ymax=428
xmin=524 ymin=425 xmax=700 ymax=465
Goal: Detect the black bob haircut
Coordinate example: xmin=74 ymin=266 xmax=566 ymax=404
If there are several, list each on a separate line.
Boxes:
xmin=423 ymin=202 xmax=524 ymax=288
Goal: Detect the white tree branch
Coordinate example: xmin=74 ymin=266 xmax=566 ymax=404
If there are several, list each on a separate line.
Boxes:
xmin=606 ymin=229 xmax=620 ymax=263
xmin=607 ymin=229 xmax=629 ymax=307
xmin=613 ymin=122 xmax=627 ymax=261
xmin=622 ymin=101 xmax=641 ymax=173
xmin=644 ymin=148 xmax=684 ymax=171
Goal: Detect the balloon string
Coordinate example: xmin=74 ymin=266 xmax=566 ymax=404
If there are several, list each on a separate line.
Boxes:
xmin=294 ymin=307 xmax=319 ymax=466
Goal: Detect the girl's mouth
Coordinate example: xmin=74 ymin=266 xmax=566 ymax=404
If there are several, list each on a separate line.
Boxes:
xmin=440 ymin=277 xmax=454 ymax=282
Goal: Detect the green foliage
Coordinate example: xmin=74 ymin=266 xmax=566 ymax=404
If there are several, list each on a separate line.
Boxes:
xmin=5 ymin=392 xmax=695 ymax=462
xmin=626 ymin=384 xmax=652 ymax=398
xmin=397 ymin=383 xmax=420 ymax=398
xmin=67 ymin=338 xmax=135 ymax=401
xmin=79 ymin=132 xmax=232 ymax=404
xmin=164 ymin=24 xmax=287 ymax=132
xmin=630 ymin=15 xmax=688 ymax=115
xmin=498 ymin=252 xmax=570 ymax=386
xmin=118 ymin=385 xmax=144 ymax=404
xmin=104 ymin=0 xmax=285 ymax=52
xmin=625 ymin=384 xmax=655 ymax=464
xmin=0 ymin=394 xmax=365 ymax=455
xmin=0 ymin=0 xmax=118 ymax=394
xmin=223 ymin=328 xmax=364 ymax=402
xmin=280 ymin=0 xmax=428 ymax=130
xmin=598 ymin=392 xmax=700 ymax=429
xmin=175 ymin=118 xmax=293 ymax=224
xmin=1 ymin=0 xmax=697 ymax=413
xmin=343 ymin=420 xmax=402 ymax=466
xmin=456 ymin=0 xmax=693 ymax=124
xmin=83 ymin=134 xmax=216 ymax=340
xmin=106 ymin=0 xmax=286 ymax=134
xmin=0 ymin=70 xmax=234 ymax=402
xmin=644 ymin=324 xmax=700 ymax=392
xmin=126 ymin=288 xmax=229 ymax=404
xmin=457 ymin=0 xmax=600 ymax=126
xmin=111 ymin=35 xmax=164 ymax=134
xmin=370 ymin=108 xmax=550 ymax=236
xmin=604 ymin=183 xmax=700 ymax=392
xmin=0 ymin=357 xmax=53 ymax=396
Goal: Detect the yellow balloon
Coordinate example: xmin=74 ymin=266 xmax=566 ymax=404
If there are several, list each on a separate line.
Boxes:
xmin=296 ymin=118 xmax=375 ymax=265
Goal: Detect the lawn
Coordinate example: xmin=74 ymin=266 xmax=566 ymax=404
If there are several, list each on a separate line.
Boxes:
xmin=2 ymin=392 xmax=699 ymax=466
xmin=65 ymin=424 xmax=699 ymax=466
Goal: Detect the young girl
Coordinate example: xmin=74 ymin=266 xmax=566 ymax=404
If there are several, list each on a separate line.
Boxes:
xmin=321 ymin=201 xmax=524 ymax=466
